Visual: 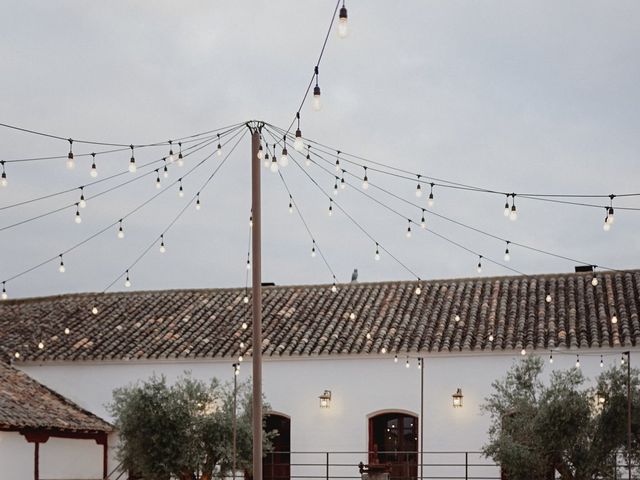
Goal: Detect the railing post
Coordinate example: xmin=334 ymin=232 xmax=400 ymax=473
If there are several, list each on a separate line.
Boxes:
xmin=326 ymin=452 xmax=330 ymax=480
xmin=465 ymin=451 xmax=468 ymax=480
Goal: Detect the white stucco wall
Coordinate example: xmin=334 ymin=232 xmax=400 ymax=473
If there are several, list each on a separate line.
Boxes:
xmin=14 ymin=349 xmax=637 ymax=480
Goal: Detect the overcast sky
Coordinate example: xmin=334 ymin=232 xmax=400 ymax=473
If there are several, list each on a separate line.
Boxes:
xmin=0 ymin=0 xmax=638 ymax=299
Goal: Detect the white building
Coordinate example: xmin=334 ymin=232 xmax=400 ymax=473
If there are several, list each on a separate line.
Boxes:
xmin=1 ymin=269 xmax=638 ymax=480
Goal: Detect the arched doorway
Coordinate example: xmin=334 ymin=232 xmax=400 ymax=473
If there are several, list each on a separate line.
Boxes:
xmin=368 ymin=411 xmax=418 ymax=480
xmin=264 ymin=413 xmax=290 ymax=480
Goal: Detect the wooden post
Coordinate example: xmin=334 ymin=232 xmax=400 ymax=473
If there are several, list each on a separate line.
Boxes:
xmin=34 ymin=442 xmax=39 ymax=480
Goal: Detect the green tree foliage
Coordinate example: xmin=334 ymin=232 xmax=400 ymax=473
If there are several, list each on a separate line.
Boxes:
xmin=482 ymin=357 xmax=639 ymax=480
xmin=108 ymin=374 xmax=274 ymax=480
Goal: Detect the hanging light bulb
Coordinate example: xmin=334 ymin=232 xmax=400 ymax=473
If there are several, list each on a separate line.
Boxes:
xmin=124 ymin=270 xmax=131 ymax=288
xmin=591 ymin=272 xmax=598 ymax=286
xmin=600 ymin=355 xmax=604 ymax=368
xmin=159 ymin=235 xmax=166 ymax=253
xmin=405 ymin=358 xmax=410 ymax=369
xmin=488 ymin=333 xmax=494 ymax=342
xmin=420 ymin=210 xmax=426 ymax=229
xmin=294 ymin=115 xmax=304 ymax=152
xmin=178 ymin=179 xmax=184 ymax=197
xmin=337 ymin=0 xmax=349 ymax=38
xmin=328 ymin=198 xmax=333 ymax=216
xmin=117 ymin=220 xmax=125 ymax=239
xmin=196 ymin=193 xmax=201 ymax=210
xmin=167 ymin=140 xmax=175 ymax=163
xmin=381 ymin=347 xmax=387 ymax=354
xmin=477 ymin=256 xmax=483 ymax=273
xmin=549 ymin=352 xmax=554 ymax=364
xmin=257 ymin=142 xmax=264 ymax=161
xmin=503 ymin=195 xmax=510 ymax=217
xmin=603 ymin=212 xmax=611 ymax=231
xmin=216 ymin=134 xmax=222 ymax=156
xmin=0 ymin=162 xmax=7 ymax=188
xmin=58 ymin=254 xmax=65 ymax=273
xmin=509 ymin=194 xmax=518 ymax=221
xmin=79 ymin=187 xmax=87 ymax=209
xmin=1 ymin=282 xmax=7 ymax=300
xmin=288 ymin=195 xmax=294 ymax=214
xmin=366 ymin=332 xmax=371 ymax=340
xmin=374 ymin=243 xmax=380 ymax=261
xmin=74 ymin=204 xmax=82 ymax=224
xmin=311 ymin=241 xmax=316 ymax=258
xmin=312 ymin=66 xmax=322 ymax=111
xmin=263 ymin=149 xmax=270 ymax=168
xmin=89 ymin=153 xmax=98 ymax=178
xmin=455 ymin=314 xmax=460 ymax=322
xmin=38 ymin=341 xmax=44 ymax=350
xmin=340 ymin=172 xmax=346 ymax=190
xmin=243 ymin=295 xmax=249 ymax=304
xmin=611 ymin=312 xmax=618 ymax=324
xmin=362 ymin=166 xmax=369 ymax=189
xmin=242 ymin=322 xmax=248 ymax=330
xmin=163 ymin=160 xmax=169 ymax=178
xmin=240 ymin=341 xmax=245 ymax=349
xmin=406 ymin=220 xmax=412 ymax=238
xmin=177 ymin=142 xmax=184 ymax=166
xmin=546 ymin=294 xmax=552 ymax=303
xmin=333 ymin=178 xmax=339 ymax=196
xmin=621 ymin=354 xmax=625 ymax=365
xmin=335 ymin=151 xmax=341 ymax=172
xmin=249 ymin=215 xmax=253 ymax=228
xmin=520 ymin=348 xmax=526 ymax=356
xmin=607 ymin=195 xmax=615 ymax=224
xmin=394 ymin=354 xmax=398 ymax=363
xmin=331 ymin=283 xmax=338 ymax=293
xmin=503 ymin=242 xmax=511 ymax=262
xmin=349 ymin=312 xmax=356 ymax=320
xmin=270 ymin=144 xmax=279 ymax=172
xmin=238 ymin=355 xmax=243 ymax=363
xmin=64 ymin=327 xmax=70 ymax=335
xmin=417 ymin=358 xmax=422 ymax=369
xmin=414 ymin=283 xmax=422 ymax=295
xmin=575 ymin=355 xmax=580 ymax=368
xmin=14 ymin=351 xmax=20 ymax=359
xmin=280 ymin=137 xmax=289 ymax=167
xmin=128 ymin=145 xmax=137 ymax=173
xmin=427 ymin=183 xmax=435 ymax=207
xmin=66 ymin=139 xmax=75 ymax=169
xmin=156 ymin=170 xmax=162 ymax=189
xmin=415 ymin=175 xmax=423 ymax=197
xmin=91 ymin=305 xmax=98 ymax=315
xmin=246 ymin=259 xmax=251 ymax=270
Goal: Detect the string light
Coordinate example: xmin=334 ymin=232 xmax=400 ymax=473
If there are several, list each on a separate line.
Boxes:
xmin=257 ymin=142 xmax=264 ymax=161
xmin=503 ymin=195 xmax=510 ymax=217
xmin=38 ymin=341 xmax=44 ymax=350
xmin=249 ymin=214 xmax=253 ymax=228
xmin=503 ymin=241 xmax=511 ymax=261
xmin=280 ymin=136 xmax=289 ymax=167
xmin=128 ymin=145 xmax=137 ymax=173
xmin=362 ymin=166 xmax=369 ymax=190
xmin=546 ymin=294 xmax=552 ymax=303
xmin=414 ymin=282 xmax=422 ymax=295
xmin=611 ymin=312 xmax=618 ymax=324
xmin=509 ymin=194 xmax=518 ymax=221
xmin=242 ymin=322 xmax=248 ymax=330
xmin=366 ymin=332 xmax=371 ymax=340
xmin=167 ymin=140 xmax=175 ymax=163
xmin=575 ymin=354 xmax=580 ymax=369
xmin=415 ymin=175 xmax=422 ymax=197
xmin=163 ymin=160 xmax=169 ymax=178
xmin=270 ymin=143 xmax=279 ymax=173
xmin=312 ymin=66 xmax=322 ymax=111
xmin=66 ymin=139 xmax=75 ymax=169
xmin=454 ymin=314 xmax=460 ymax=322
xmin=333 ymin=177 xmax=339 ymax=196
xmin=603 ymin=208 xmax=611 ymax=231
xmin=238 ymin=355 xmax=243 ymax=363
xmin=159 ymin=235 xmax=166 ymax=253
xmin=79 ymin=187 xmax=87 ymax=209
xmin=217 ymin=134 xmax=222 ymax=156
xmin=349 ymin=312 xmax=356 ymax=320
xmin=196 ymin=193 xmax=201 ymax=210
xmin=374 ymin=243 xmax=380 ymax=261
xmin=476 ymin=255 xmax=483 ymax=273
xmin=58 ymin=254 xmax=65 ymax=273
xmin=417 ymin=358 xmax=422 ymax=369
xmin=328 ymin=198 xmax=333 ymax=216
xmin=305 ymin=145 xmax=312 ymax=167
xmin=294 ymin=113 xmax=304 ymax=152
xmin=1 ymin=282 xmax=7 ymax=300
xmin=600 ymin=355 xmax=604 ymax=368
xmin=591 ymin=271 xmax=599 ymax=286
xmin=64 ymin=327 xmax=70 ymax=335
xmin=420 ymin=210 xmax=426 ymax=229
xmin=381 ymin=347 xmax=387 ymax=354
xmin=74 ymin=204 xmax=82 ymax=224
xmin=178 ymin=178 xmax=184 ymax=197
xmin=621 ymin=354 xmax=625 ymax=365
xmin=156 ymin=170 xmax=162 ymax=189
xmin=488 ymin=333 xmax=494 ymax=342
xmin=394 ymin=354 xmax=398 ymax=363
xmin=246 ymin=258 xmax=251 ymax=270
xmin=331 ymin=283 xmax=338 ymax=293
xmin=427 ymin=183 xmax=434 ymax=207
xmin=335 ymin=151 xmax=341 ymax=172
xmin=406 ymin=219 xmax=412 ymax=238
xmin=14 ymin=352 xmax=20 ymax=359
xmin=177 ymin=142 xmax=184 ymax=166
xmin=337 ymin=0 xmax=349 ymax=38
xmin=91 ymin=305 xmax=98 ymax=315
xmin=405 ymin=358 xmax=410 ymax=368
xmin=311 ymin=240 xmax=316 ymax=258
xmin=340 ymin=171 xmax=346 ymax=190
xmin=0 ymin=162 xmax=7 ymax=187
xmin=263 ymin=148 xmax=270 ymax=168
xmin=549 ymin=352 xmax=554 ymax=364
xmin=124 ymin=270 xmax=131 ymax=288
xmin=243 ymin=294 xmax=249 ymax=304
xmin=117 ymin=220 xmax=125 ymax=239
xmin=606 ymin=195 xmax=615 ymax=227
xmin=520 ymin=348 xmax=526 ymax=356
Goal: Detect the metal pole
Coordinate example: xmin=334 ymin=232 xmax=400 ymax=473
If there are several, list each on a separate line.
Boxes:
xmin=233 ymin=363 xmax=239 ymax=480
xmin=420 ymin=357 xmax=424 ymax=480
xmin=626 ymin=351 xmax=631 ymax=480
xmin=250 ymin=125 xmax=263 ymax=480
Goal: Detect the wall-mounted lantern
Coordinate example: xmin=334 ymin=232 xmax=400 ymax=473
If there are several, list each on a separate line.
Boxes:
xmin=452 ymin=388 xmax=464 ymax=408
xmin=319 ymin=390 xmax=332 ymax=408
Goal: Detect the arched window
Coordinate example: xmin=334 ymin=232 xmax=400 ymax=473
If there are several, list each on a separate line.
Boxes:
xmin=368 ymin=411 xmax=418 ymax=480
xmin=264 ymin=413 xmax=290 ymax=480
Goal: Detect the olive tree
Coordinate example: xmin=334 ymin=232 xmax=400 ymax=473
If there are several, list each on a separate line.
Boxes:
xmin=482 ymin=356 xmax=639 ymax=480
xmin=109 ymin=374 xmax=274 ymax=480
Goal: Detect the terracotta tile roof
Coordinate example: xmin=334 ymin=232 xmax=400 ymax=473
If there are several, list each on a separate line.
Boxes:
xmin=1 ymin=269 xmax=639 ymax=362
xmin=0 ymin=361 xmax=112 ymax=432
